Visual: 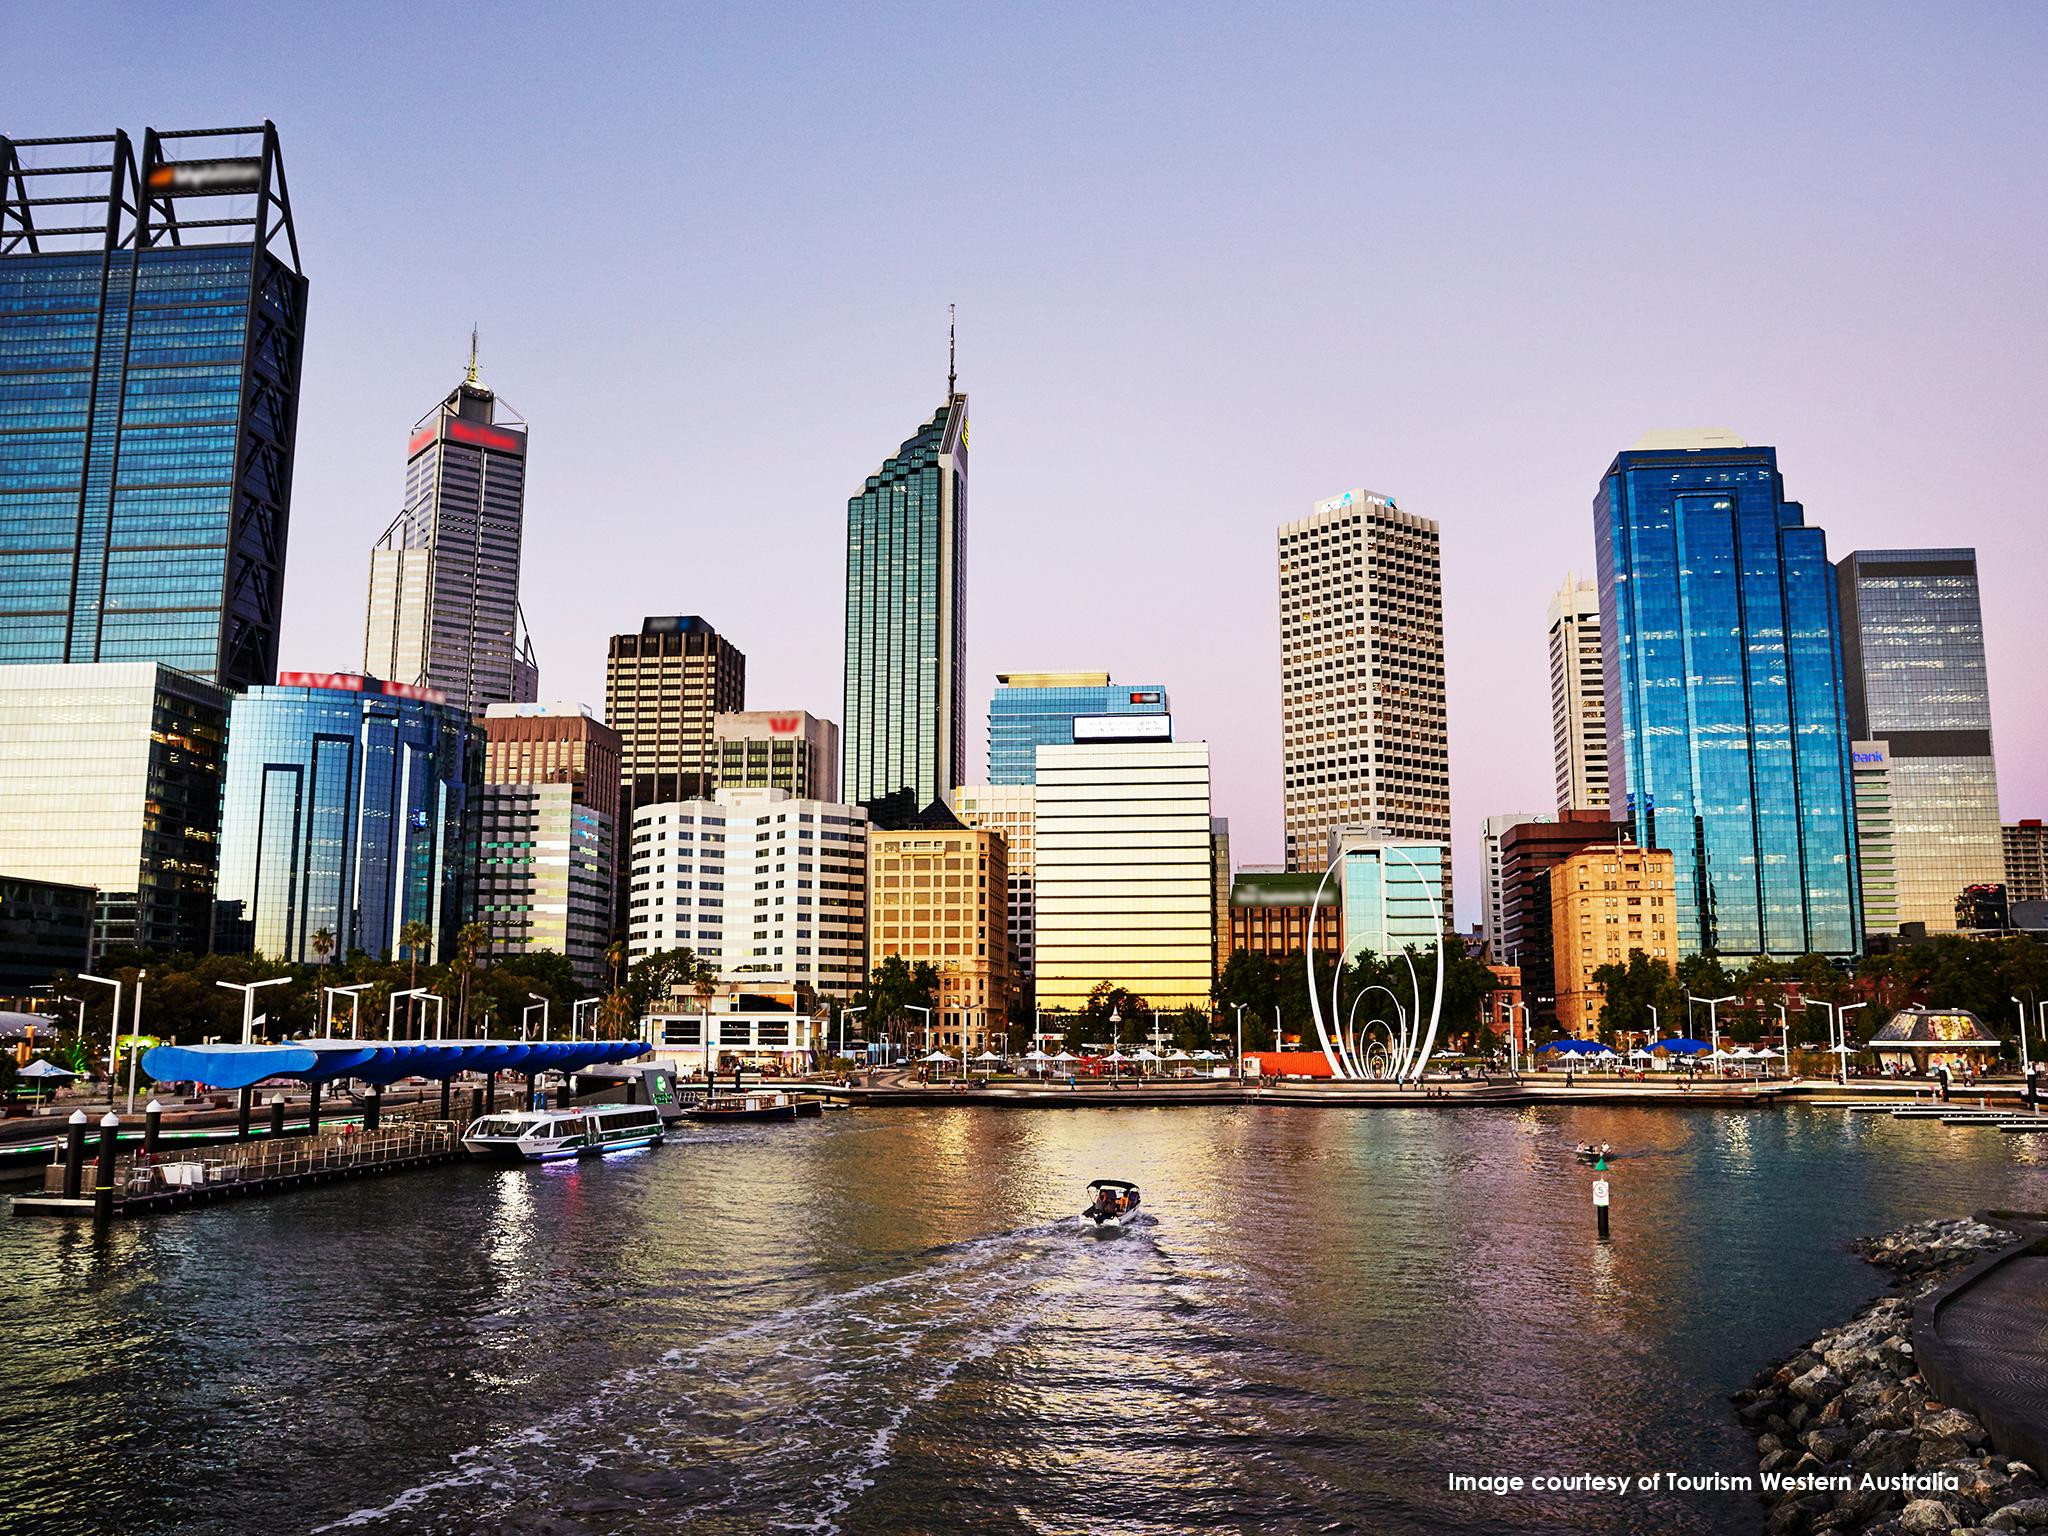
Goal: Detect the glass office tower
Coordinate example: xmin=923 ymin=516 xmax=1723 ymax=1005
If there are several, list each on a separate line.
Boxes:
xmin=842 ymin=391 xmax=967 ymax=825
xmin=986 ymin=672 xmax=1169 ymax=784
xmin=0 ymin=125 xmax=307 ymax=690
xmin=215 ymin=673 xmax=479 ymax=965
xmin=1594 ymin=432 xmax=1861 ymax=959
xmin=1835 ymin=549 xmax=2003 ymax=934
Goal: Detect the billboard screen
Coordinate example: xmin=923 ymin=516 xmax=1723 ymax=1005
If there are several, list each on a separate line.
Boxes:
xmin=1073 ymin=714 xmax=1172 ymax=742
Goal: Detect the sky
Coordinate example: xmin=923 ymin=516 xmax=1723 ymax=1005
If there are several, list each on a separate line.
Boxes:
xmin=15 ymin=3 xmax=2046 ymax=926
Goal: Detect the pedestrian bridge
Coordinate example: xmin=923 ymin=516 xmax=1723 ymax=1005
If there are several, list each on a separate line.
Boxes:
xmin=139 ymin=1039 xmax=647 ymax=1090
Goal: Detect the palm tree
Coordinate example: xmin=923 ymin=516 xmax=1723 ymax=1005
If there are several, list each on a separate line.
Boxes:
xmin=452 ymin=921 xmax=486 ymax=1036
xmin=398 ymin=919 xmax=434 ymax=1036
xmin=311 ymin=927 xmax=335 ymax=965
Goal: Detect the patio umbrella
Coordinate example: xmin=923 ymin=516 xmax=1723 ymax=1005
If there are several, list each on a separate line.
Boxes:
xmin=1023 ymin=1049 xmax=1051 ymax=1061
xmin=1134 ymin=1048 xmax=1160 ymax=1062
xmin=920 ymin=1050 xmax=953 ymax=1063
xmin=1051 ymin=1051 xmax=1077 ymax=1063
xmin=1167 ymin=1049 xmax=1193 ymax=1061
xmin=1105 ymin=1051 xmax=1131 ymax=1062
xmin=973 ymin=1051 xmax=1006 ymax=1062
xmin=18 ymin=1057 xmax=75 ymax=1109
xmin=1754 ymin=1045 xmax=1783 ymax=1057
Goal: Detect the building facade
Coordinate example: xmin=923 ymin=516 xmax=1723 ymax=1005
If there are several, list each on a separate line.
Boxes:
xmin=1548 ymin=573 xmax=1609 ymax=812
xmin=1595 ymin=432 xmax=1860 ymax=959
xmin=606 ymin=616 xmax=747 ymax=806
xmin=478 ymin=703 xmax=620 ymax=988
xmin=0 ymin=662 xmax=228 ymax=954
xmin=868 ymin=809 xmax=1011 ymax=1052
xmin=1033 ymin=741 xmax=1213 ymax=1011
xmin=1226 ymin=868 xmax=1342 ymax=959
xmin=1278 ymin=490 xmax=1450 ymax=915
xmin=1835 ymin=549 xmax=2003 ymax=936
xmin=2006 ymin=821 xmax=2047 ymax=904
xmin=842 ymin=391 xmax=967 ymax=823
xmin=1330 ymin=831 xmax=1445 ymax=965
xmin=627 ymin=788 xmax=867 ymax=995
xmin=1550 ymin=842 xmax=1677 ymax=1038
xmin=1480 ymin=813 xmax=1551 ymax=964
xmin=986 ymin=673 xmax=1169 ymax=784
xmin=363 ymin=353 xmax=538 ymax=714
xmin=0 ymin=125 xmax=307 ymax=689
xmin=215 ymin=673 xmax=479 ymax=965
xmin=712 ymin=710 xmax=839 ymax=803
xmin=0 ymin=876 xmax=95 ymax=990
xmin=1496 ymin=810 xmax=1627 ymax=1032
xmin=1850 ymin=741 xmax=1899 ymax=938
xmin=950 ymin=784 xmax=1038 ymax=988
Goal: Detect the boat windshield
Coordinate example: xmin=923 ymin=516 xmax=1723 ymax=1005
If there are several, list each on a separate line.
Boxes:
xmin=470 ymin=1118 xmax=531 ymax=1138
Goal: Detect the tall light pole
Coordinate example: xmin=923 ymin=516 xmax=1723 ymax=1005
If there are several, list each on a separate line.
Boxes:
xmin=572 ymin=996 xmax=602 ymax=1042
xmin=388 ymin=987 xmax=428 ymax=1040
xmin=1777 ymin=1003 xmax=1791 ymax=1078
xmin=841 ymin=1005 xmax=866 ymax=1061
xmin=1110 ymin=1007 xmax=1121 ymax=1083
xmin=324 ymin=982 xmax=371 ymax=1038
xmin=413 ymin=993 xmax=445 ymax=1040
xmin=527 ymin=992 xmax=550 ymax=1042
xmin=2013 ymin=998 xmax=2034 ymax=1076
xmin=217 ymin=976 xmax=291 ymax=1046
xmin=906 ymin=1004 xmax=932 ymax=1069
xmin=124 ymin=969 xmax=147 ymax=1112
xmin=1232 ymin=1003 xmax=1245 ymax=1080
xmin=1836 ymin=1002 xmax=1866 ymax=1084
xmin=1691 ymin=993 xmax=1738 ymax=1049
xmin=77 ymin=973 xmax=122 ymax=1109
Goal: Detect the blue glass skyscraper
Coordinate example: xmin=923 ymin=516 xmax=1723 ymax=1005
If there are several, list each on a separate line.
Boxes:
xmin=215 ymin=672 xmax=479 ymax=965
xmin=1594 ymin=432 xmax=1861 ymax=959
xmin=0 ymin=125 xmax=306 ymax=690
xmin=986 ymin=672 xmax=1170 ymax=784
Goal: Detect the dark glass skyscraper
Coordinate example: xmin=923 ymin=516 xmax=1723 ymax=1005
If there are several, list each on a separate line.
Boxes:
xmin=0 ymin=125 xmax=307 ymax=689
xmin=1595 ymin=432 xmax=1861 ymax=959
xmin=986 ymin=672 xmax=1169 ymax=785
xmin=842 ymin=390 xmax=967 ymax=824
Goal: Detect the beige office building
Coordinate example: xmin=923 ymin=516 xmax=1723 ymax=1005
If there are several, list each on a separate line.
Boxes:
xmin=950 ymin=783 xmax=1038 ymax=986
xmin=1034 ymin=741 xmax=1214 ymax=1011
xmin=868 ymin=810 xmax=1011 ymax=1052
xmin=1547 ymin=573 xmax=1609 ymax=813
xmin=1550 ymin=842 xmax=1676 ymax=1038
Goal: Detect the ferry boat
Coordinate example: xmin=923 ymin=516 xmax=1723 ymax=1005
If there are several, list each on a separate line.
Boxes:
xmin=1080 ymin=1178 xmax=1142 ymax=1231
xmin=461 ymin=1105 xmax=667 ymax=1162
xmin=685 ymin=1090 xmax=800 ymax=1124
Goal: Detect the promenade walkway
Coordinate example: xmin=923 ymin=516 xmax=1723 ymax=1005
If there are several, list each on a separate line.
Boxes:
xmin=1915 ymin=1218 xmax=2048 ymax=1476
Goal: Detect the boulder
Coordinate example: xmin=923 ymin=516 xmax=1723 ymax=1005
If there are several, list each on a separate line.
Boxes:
xmin=1920 ymin=1436 xmax=1973 ymax=1470
xmin=1806 ymin=1425 xmax=1855 ymax=1463
xmin=1918 ymin=1408 xmax=1988 ymax=1446
xmin=1897 ymin=1499 xmax=1955 ymax=1533
xmin=1986 ymin=1498 xmax=2048 ymax=1530
xmin=1790 ymin=1366 xmax=1842 ymax=1405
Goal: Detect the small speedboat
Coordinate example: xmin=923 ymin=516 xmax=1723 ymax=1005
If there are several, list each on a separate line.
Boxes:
xmin=1080 ymin=1178 xmax=1142 ymax=1231
xmin=686 ymin=1091 xmax=799 ymax=1124
xmin=1574 ymin=1142 xmax=1614 ymax=1163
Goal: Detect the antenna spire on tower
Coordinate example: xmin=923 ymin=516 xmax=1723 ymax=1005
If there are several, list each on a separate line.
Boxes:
xmin=466 ymin=324 xmax=480 ymax=386
xmin=947 ymin=303 xmax=956 ymax=398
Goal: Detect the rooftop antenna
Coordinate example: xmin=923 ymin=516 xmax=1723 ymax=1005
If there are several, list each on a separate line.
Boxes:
xmin=465 ymin=324 xmax=480 ymax=387
xmin=947 ymin=303 xmax=956 ymax=398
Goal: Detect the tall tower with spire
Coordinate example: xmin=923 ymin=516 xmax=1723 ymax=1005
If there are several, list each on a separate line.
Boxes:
xmin=363 ymin=337 xmax=538 ymax=714
xmin=841 ymin=314 xmax=968 ymax=824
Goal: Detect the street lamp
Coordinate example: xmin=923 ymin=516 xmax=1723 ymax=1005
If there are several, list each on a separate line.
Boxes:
xmin=412 ymin=993 xmax=446 ymax=1040
xmin=841 ymin=1005 xmax=867 ymax=1061
xmin=1836 ymin=1002 xmax=1866 ymax=1084
xmin=1232 ymin=1003 xmax=1245 ymax=1080
xmin=1109 ymin=1007 xmax=1121 ymax=1082
xmin=1777 ymin=1003 xmax=1791 ymax=1079
xmin=905 ymin=1005 xmax=932 ymax=1072
xmin=77 ymin=973 xmax=122 ymax=1109
xmin=324 ymin=982 xmax=372 ymax=1038
xmin=527 ymin=992 xmax=550 ymax=1042
xmin=388 ymin=987 xmax=428 ymax=1041
xmin=572 ymin=996 xmax=602 ymax=1042
xmin=217 ymin=976 xmax=291 ymax=1046
xmin=1689 ymin=993 xmax=1738 ymax=1049
xmin=124 ymin=969 xmax=147 ymax=1112
xmin=2012 ymin=998 xmax=2034 ymax=1076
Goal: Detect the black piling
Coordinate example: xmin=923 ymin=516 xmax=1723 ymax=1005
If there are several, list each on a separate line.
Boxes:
xmin=439 ymin=1077 xmax=451 ymax=1120
xmin=485 ymin=1074 xmax=497 ymax=1113
xmin=237 ymin=1085 xmax=253 ymax=1140
xmin=307 ymin=1081 xmax=323 ymax=1135
xmin=143 ymin=1100 xmax=163 ymax=1158
xmin=61 ymin=1111 xmax=87 ymax=1200
xmin=268 ymin=1093 xmax=286 ymax=1140
xmin=525 ymin=1071 xmax=537 ymax=1112
xmin=469 ymin=1084 xmax=483 ymax=1123
xmin=363 ymin=1088 xmax=381 ymax=1133
xmin=1593 ymin=1161 xmax=1612 ymax=1240
xmin=92 ymin=1113 xmax=119 ymax=1219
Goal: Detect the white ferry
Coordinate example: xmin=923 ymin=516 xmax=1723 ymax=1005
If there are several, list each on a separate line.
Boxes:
xmin=461 ymin=1105 xmax=666 ymax=1162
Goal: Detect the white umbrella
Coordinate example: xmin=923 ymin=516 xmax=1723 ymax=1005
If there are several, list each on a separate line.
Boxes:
xmin=1105 ymin=1051 xmax=1131 ymax=1062
xmin=1192 ymin=1049 xmax=1222 ymax=1061
xmin=973 ymin=1051 xmax=1006 ymax=1062
xmin=1755 ymin=1045 xmax=1783 ymax=1058
xmin=1731 ymin=1046 xmax=1758 ymax=1058
xmin=19 ymin=1058 xmax=75 ymax=1079
xmin=1626 ymin=1048 xmax=1652 ymax=1059
xmin=920 ymin=1050 xmax=953 ymax=1063
xmin=1051 ymin=1051 xmax=1077 ymax=1063
xmin=1167 ymin=1049 xmax=1193 ymax=1061
xmin=1023 ymin=1049 xmax=1051 ymax=1061
xmin=1134 ymin=1048 xmax=1160 ymax=1062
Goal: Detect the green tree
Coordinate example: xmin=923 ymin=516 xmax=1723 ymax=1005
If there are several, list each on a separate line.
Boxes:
xmin=1213 ymin=948 xmax=1280 ymax=1050
xmin=310 ymin=926 xmax=335 ymax=965
xmin=450 ymin=921 xmax=487 ymax=1034
xmin=1591 ymin=950 xmax=1683 ymax=1043
xmin=397 ymin=919 xmax=434 ymax=1034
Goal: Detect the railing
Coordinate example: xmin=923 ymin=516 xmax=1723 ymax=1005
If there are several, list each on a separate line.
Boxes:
xmin=57 ymin=1119 xmax=463 ymax=1202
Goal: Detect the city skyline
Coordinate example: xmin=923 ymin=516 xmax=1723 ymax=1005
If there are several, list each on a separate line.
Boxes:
xmin=8 ymin=6 xmax=2045 ymax=929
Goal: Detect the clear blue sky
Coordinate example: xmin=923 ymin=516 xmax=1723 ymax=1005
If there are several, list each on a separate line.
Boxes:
xmin=15 ymin=3 xmax=2046 ymax=924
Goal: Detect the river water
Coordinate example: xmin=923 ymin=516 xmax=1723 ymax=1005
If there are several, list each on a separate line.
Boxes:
xmin=3 ymin=1102 xmax=2044 ymax=1536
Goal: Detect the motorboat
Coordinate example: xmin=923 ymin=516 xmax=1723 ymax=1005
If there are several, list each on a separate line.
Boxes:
xmin=685 ymin=1091 xmax=800 ymax=1124
xmin=462 ymin=1105 xmax=666 ymax=1162
xmin=1574 ymin=1142 xmax=1614 ymax=1163
xmin=1080 ymin=1178 xmax=1142 ymax=1231
xmin=791 ymin=1097 xmax=825 ymax=1118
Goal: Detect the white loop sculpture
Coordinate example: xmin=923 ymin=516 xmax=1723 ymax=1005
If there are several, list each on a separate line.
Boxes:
xmin=1305 ymin=844 xmax=1445 ymax=1083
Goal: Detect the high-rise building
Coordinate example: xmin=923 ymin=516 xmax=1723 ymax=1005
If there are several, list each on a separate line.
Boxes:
xmin=842 ymin=386 xmax=967 ymax=824
xmin=1496 ymin=810 xmax=1626 ymax=1032
xmin=0 ymin=125 xmax=307 ymax=689
xmin=1835 ymin=549 xmax=2003 ymax=936
xmin=1210 ymin=817 xmax=1232 ymax=980
xmin=1225 ymin=868 xmax=1341 ymax=960
xmin=627 ymin=788 xmax=867 ymax=995
xmin=479 ymin=703 xmax=620 ymax=988
xmin=986 ymin=673 xmax=1170 ymax=784
xmin=2006 ymin=821 xmax=2047 ymax=904
xmin=950 ymin=784 xmax=1038 ymax=989
xmin=606 ymin=617 xmax=747 ymax=806
xmin=1034 ymin=741 xmax=1213 ymax=1011
xmin=363 ymin=348 xmax=538 ymax=715
xmin=1480 ymin=813 xmax=1551 ymax=963
xmin=712 ymin=711 xmax=839 ymax=803
xmin=1547 ymin=574 xmax=1609 ymax=813
xmin=868 ymin=803 xmax=1011 ymax=1052
xmin=1278 ymin=490 xmax=1450 ymax=915
xmin=1850 ymin=741 xmax=1899 ymax=938
xmin=0 ymin=662 xmax=228 ymax=955
xmin=1595 ymin=432 xmax=1860 ymax=959
xmin=1550 ymin=841 xmax=1677 ymax=1038
xmin=0 ymin=876 xmax=93 ymax=990
xmin=1330 ymin=830 xmax=1445 ymax=965
xmin=214 ymin=673 xmax=479 ymax=965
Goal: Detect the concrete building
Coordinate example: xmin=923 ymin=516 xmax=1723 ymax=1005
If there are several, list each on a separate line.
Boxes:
xmin=1278 ymin=489 xmax=1450 ymax=915
xmin=606 ymin=616 xmax=748 ymax=807
xmin=1850 ymin=741 xmax=1899 ymax=939
xmin=363 ymin=348 xmax=539 ymax=715
xmin=986 ymin=673 xmax=1169 ymax=784
xmin=1836 ymin=549 xmax=2004 ymax=936
xmin=1547 ymin=574 xmax=1609 ymax=813
xmin=1329 ymin=830 xmax=1445 ymax=965
xmin=868 ymin=803 xmax=1011 ymax=1053
xmin=1550 ymin=842 xmax=1677 ymax=1038
xmin=1480 ymin=813 xmax=1551 ymax=964
xmin=950 ymin=784 xmax=1038 ymax=989
xmin=712 ymin=710 xmax=838 ymax=802
xmin=1496 ymin=810 xmax=1628 ymax=1033
xmin=479 ymin=703 xmax=620 ymax=988
xmin=2006 ymin=820 xmax=2047 ymax=904
xmin=1034 ymin=741 xmax=1213 ymax=1011
xmin=0 ymin=662 xmax=229 ymax=955
xmin=1226 ymin=868 xmax=1341 ymax=959
xmin=627 ymin=788 xmax=867 ymax=996
xmin=0 ymin=875 xmax=93 ymax=990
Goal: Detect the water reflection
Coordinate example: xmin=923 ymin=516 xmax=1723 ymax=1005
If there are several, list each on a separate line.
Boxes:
xmin=0 ymin=1104 xmax=2041 ymax=1536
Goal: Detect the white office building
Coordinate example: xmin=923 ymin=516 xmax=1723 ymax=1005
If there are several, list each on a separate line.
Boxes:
xmin=1547 ymin=573 xmax=1609 ymax=813
xmin=949 ymin=782 xmax=1037 ymax=984
xmin=1479 ymin=812 xmax=1551 ymax=964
